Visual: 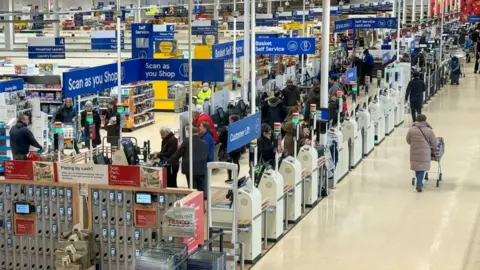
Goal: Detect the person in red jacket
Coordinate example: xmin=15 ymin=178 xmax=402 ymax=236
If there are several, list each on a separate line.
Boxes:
xmin=193 ymin=109 xmax=218 ymax=142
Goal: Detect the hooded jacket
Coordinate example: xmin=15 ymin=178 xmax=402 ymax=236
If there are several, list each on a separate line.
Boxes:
xmin=304 ymin=86 xmax=320 ymax=120
xmin=9 ymin=121 xmax=42 ymax=155
xmin=406 ymin=122 xmax=437 ymax=171
xmin=405 ymin=78 xmax=426 ymax=105
xmin=262 ymin=97 xmax=287 ymax=128
xmin=282 ymin=84 xmax=300 ymax=106
xmin=167 ymin=135 xmax=209 ymax=176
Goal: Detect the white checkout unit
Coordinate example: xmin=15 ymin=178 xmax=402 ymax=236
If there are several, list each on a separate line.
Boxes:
xmin=394 ymin=62 xmax=411 ymax=127
xmin=297 ymin=145 xmax=319 ymax=206
xmin=381 ymin=68 xmax=396 ymax=135
xmin=357 ymin=101 xmax=375 ymax=156
xmin=370 ymin=71 xmax=386 ymax=145
xmin=279 ymin=156 xmax=303 ymax=224
xmin=342 ymin=106 xmax=362 ymax=168
xmin=257 ymin=167 xmax=285 ymax=241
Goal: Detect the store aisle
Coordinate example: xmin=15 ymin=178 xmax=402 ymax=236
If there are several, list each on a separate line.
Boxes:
xmin=253 ymin=72 xmax=480 ymax=270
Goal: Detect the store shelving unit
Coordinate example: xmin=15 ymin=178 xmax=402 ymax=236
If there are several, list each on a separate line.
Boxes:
xmin=121 ymin=81 xmax=155 ymax=131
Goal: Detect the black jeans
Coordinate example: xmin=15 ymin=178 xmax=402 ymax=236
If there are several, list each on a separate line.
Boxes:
xmin=186 ymin=174 xmax=206 ymax=198
xmin=410 ymin=103 xmax=422 ymax=122
xmin=227 ymin=155 xmax=240 ymax=181
xmin=166 ymin=164 xmax=179 ymax=188
xmin=13 ymin=154 xmax=27 ymax=160
xmin=475 ymin=54 xmax=480 ymax=73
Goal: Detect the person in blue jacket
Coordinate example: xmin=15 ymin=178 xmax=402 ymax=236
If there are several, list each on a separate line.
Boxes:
xmin=362 ymin=49 xmax=375 ymax=85
xmin=199 ymin=121 xmax=215 ymax=162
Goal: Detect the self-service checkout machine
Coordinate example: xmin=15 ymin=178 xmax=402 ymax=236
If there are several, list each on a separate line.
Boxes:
xmin=208 ymin=162 xmax=263 ymax=264
xmin=369 ymin=70 xmax=386 ymax=145
xmin=341 ymin=84 xmax=362 ymax=168
xmin=279 ymin=114 xmax=303 ymax=223
xmin=381 ymin=66 xmax=396 ymax=135
xmin=335 ymin=90 xmax=350 ymax=181
xmin=357 ymin=76 xmax=375 ymax=155
xmin=394 ymin=62 xmax=411 ymax=126
xmin=256 ymin=123 xmax=285 ymax=241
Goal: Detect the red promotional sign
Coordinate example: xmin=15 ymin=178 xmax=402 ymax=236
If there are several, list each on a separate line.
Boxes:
xmin=15 ymin=219 xmax=35 ymax=236
xmin=108 ymin=165 xmax=140 ymax=186
xmin=135 ymin=210 xmax=157 ymax=227
xmin=4 ymin=161 xmax=34 ymax=181
xmin=182 ymin=192 xmax=205 ymax=254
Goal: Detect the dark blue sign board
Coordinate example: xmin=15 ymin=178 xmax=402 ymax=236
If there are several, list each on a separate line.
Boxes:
xmin=256 ymin=18 xmax=278 ymax=26
xmin=256 ymin=33 xmax=282 ymax=39
xmin=91 ymin=30 xmax=124 ymax=50
xmin=382 ymin=52 xmax=391 ymax=65
xmin=334 ymin=18 xmax=397 ymax=32
xmin=32 ymin=14 xmax=44 ymax=30
xmin=345 ymin=66 xmax=357 ymax=82
xmin=63 ymin=59 xmax=225 ymax=97
xmin=255 ymin=38 xmax=316 ymax=55
xmin=131 ymin=23 xmax=151 ymax=59
xmin=28 ymin=37 xmax=65 ymax=59
xmin=228 ymin=22 xmax=245 ymax=30
xmin=0 ymin=79 xmax=23 ymax=93
xmin=192 ymin=21 xmax=218 ymax=35
xmin=227 ymin=112 xmax=261 ymax=153
xmin=212 ymin=40 xmax=245 ymax=59
xmin=334 ymin=19 xmax=353 ymax=32
xmin=468 ymin=16 xmax=480 ymax=22
xmin=74 ymin=13 xmax=84 ymax=26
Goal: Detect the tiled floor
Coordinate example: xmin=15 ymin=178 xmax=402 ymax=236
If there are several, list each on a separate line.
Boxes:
xmin=126 ymin=65 xmax=480 ymax=269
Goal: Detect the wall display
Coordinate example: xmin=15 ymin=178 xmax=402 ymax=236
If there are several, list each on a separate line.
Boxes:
xmin=0 ymin=180 xmax=79 ymax=270
xmin=27 ymin=37 xmax=65 ymax=59
xmin=88 ymin=185 xmax=200 ymax=269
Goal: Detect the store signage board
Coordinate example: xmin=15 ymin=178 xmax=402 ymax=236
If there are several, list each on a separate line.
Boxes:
xmin=91 ymin=30 xmax=124 ymax=50
xmin=28 ymin=37 xmax=65 ymax=59
xmin=0 ymin=79 xmax=24 ymax=93
xmin=382 ymin=51 xmax=391 ymax=65
xmin=74 ymin=13 xmax=84 ymax=26
xmin=228 ymin=21 xmax=245 ymax=30
xmin=4 ymin=161 xmax=34 ymax=181
xmin=57 ymin=163 xmax=108 ymax=184
xmin=212 ymin=40 xmax=244 ymax=59
xmin=334 ymin=19 xmax=354 ymax=32
xmin=468 ymin=16 xmax=480 ymax=22
xmin=131 ymin=23 xmax=152 ymax=59
xmin=227 ymin=112 xmax=261 ymax=153
xmin=108 ymin=165 xmax=141 ymax=186
xmin=32 ymin=13 xmax=44 ymax=30
xmin=63 ymin=58 xmax=225 ymax=97
xmin=181 ymin=192 xmax=205 ymax=254
xmin=256 ymin=33 xmax=282 ymax=39
xmin=334 ymin=18 xmax=397 ymax=32
xmin=346 ymin=66 xmax=357 ymax=82
xmin=255 ymin=38 xmax=316 ymax=55
xmin=191 ymin=20 xmax=218 ymax=35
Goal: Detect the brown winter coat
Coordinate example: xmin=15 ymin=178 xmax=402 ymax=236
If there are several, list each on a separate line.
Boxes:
xmin=406 ymin=122 xmax=437 ymax=171
xmin=283 ymin=120 xmax=295 ymax=156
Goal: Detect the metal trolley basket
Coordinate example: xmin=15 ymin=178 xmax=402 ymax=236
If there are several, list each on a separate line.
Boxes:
xmin=412 ymin=137 xmax=445 ymax=188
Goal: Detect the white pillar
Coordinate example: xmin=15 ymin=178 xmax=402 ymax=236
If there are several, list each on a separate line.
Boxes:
xmin=320 ymin=0 xmax=330 ymax=144
xmin=402 ymin=0 xmax=407 ymax=24
xmin=439 ymin=0 xmax=444 ymax=65
xmin=136 ymin=0 xmax=142 ymax=23
xmin=4 ymin=0 xmax=14 ymax=50
xmin=267 ymin=0 xmax=272 ymax=14
xmin=214 ymin=0 xmax=220 ymax=20
xmin=188 ymin=0 xmax=194 ymax=188
xmin=242 ymin=0 xmax=250 ymax=102
xmin=420 ymin=0 xmax=424 ymax=22
xmin=412 ymin=0 xmax=416 ymax=23
xmin=251 ymin=0 xmax=256 ymax=111
xmin=428 ymin=0 xmax=432 ymax=18
xmin=53 ymin=0 xmax=60 ymax=37
xmin=301 ymin=0 xmax=305 ymax=85
xmin=397 ymin=0 xmax=401 ymax=59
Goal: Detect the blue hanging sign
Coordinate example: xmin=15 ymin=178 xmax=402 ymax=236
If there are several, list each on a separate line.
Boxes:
xmin=334 ymin=19 xmax=354 ymax=32
xmin=256 ymin=14 xmax=278 ymax=26
xmin=227 ymin=112 xmax=262 ymax=153
xmin=32 ymin=14 xmax=44 ymax=30
xmin=212 ymin=40 xmax=244 ymax=59
xmin=91 ymin=30 xmax=124 ymax=50
xmin=228 ymin=21 xmax=245 ymax=30
xmin=191 ymin=20 xmax=218 ymax=35
xmin=63 ymin=59 xmax=225 ymax=97
xmin=345 ymin=66 xmax=357 ymax=82
xmin=131 ymin=23 xmax=152 ymax=59
xmin=28 ymin=37 xmax=65 ymax=59
xmin=382 ymin=52 xmax=391 ymax=65
xmin=97 ymin=2 xmax=104 ymax=9
xmin=353 ymin=18 xmax=397 ymax=29
xmin=74 ymin=13 xmax=84 ymax=27
xmin=468 ymin=16 xmax=480 ymax=23
xmin=0 ymin=79 xmax=24 ymax=93
xmin=255 ymin=38 xmax=316 ymax=55
xmin=256 ymin=33 xmax=282 ymax=39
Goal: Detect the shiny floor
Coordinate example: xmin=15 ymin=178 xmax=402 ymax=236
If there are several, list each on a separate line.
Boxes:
xmin=127 ymin=65 xmax=480 ymax=270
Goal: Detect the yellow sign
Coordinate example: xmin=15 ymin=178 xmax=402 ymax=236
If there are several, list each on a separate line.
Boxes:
xmin=205 ymin=35 xmax=216 ymax=46
xmin=159 ymin=41 xmax=175 ymax=53
xmin=146 ymin=7 xmax=159 ymax=15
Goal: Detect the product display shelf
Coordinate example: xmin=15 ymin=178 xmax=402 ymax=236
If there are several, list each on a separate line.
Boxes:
xmin=121 ymin=81 xmax=155 ymax=132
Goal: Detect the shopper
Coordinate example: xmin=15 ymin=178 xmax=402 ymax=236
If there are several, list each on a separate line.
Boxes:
xmin=80 ymin=101 xmax=101 ymax=149
xmin=406 ymin=114 xmax=437 ymax=192
xmin=104 ymin=97 xmax=121 ymax=147
xmin=281 ymin=80 xmax=301 ymax=107
xmin=53 ymin=98 xmax=79 ymax=154
xmin=405 ymin=71 xmax=426 ymax=122
xmin=262 ymin=91 xmax=287 ymax=129
xmin=155 ymin=127 xmax=179 ymax=188
xmin=362 ymin=49 xmax=375 ymax=85
xmin=328 ymin=75 xmax=342 ymax=97
xmin=10 ymin=114 xmax=43 ymax=160
xmin=328 ymin=94 xmax=340 ymax=126
xmin=304 ymin=79 xmax=321 ymax=120
xmin=167 ymin=126 xmax=209 ymax=192
xmin=196 ymin=82 xmax=212 ymax=105
xmin=219 ymin=115 xmax=243 ymax=183
xmin=199 ymin=121 xmax=215 ymax=162
xmin=475 ymin=40 xmax=480 ymax=74
xmin=282 ymin=107 xmax=300 ymax=157
xmin=450 ymin=56 xmax=461 ymax=84
xmin=257 ymin=124 xmax=275 ymax=166
xmin=193 ymin=108 xmax=218 ymax=142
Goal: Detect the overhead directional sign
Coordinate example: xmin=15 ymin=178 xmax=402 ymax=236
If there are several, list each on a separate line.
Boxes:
xmin=346 ymin=66 xmax=357 ymax=82
xmin=255 ymin=38 xmax=316 ymax=55
xmin=227 ymin=112 xmax=262 ymax=153
xmin=131 ymin=23 xmax=152 ymax=59
xmin=91 ymin=30 xmax=124 ymax=50
xmin=334 ymin=18 xmax=398 ymax=32
xmin=191 ymin=20 xmax=218 ymax=35
xmin=28 ymin=37 xmax=65 ymax=59
xmin=63 ymin=58 xmax=225 ymax=97
xmin=0 ymin=79 xmax=23 ymax=94
xmin=212 ymin=40 xmax=244 ymax=59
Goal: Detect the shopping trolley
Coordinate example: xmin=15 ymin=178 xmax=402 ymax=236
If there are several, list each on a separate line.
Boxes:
xmin=411 ymin=137 xmax=445 ymax=188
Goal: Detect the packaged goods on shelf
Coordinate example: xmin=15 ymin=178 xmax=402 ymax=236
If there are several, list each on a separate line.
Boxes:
xmin=121 ymin=81 xmax=155 ymax=131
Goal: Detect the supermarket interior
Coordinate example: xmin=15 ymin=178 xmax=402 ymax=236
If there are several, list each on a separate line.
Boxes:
xmin=0 ymin=0 xmax=479 ymax=269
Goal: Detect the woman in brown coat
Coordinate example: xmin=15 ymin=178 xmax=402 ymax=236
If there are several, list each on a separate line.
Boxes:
xmin=283 ymin=106 xmax=300 ymax=157
xmin=406 ymin=114 xmax=438 ymax=192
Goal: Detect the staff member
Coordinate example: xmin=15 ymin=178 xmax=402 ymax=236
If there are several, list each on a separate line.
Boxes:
xmin=362 ymin=49 xmax=374 ymax=85
xmin=80 ymin=101 xmax=101 ymax=149
xmin=196 ymin=82 xmax=212 ymax=105
xmin=54 ymin=98 xmax=79 ymax=154
xmin=10 ymin=114 xmax=43 ymax=160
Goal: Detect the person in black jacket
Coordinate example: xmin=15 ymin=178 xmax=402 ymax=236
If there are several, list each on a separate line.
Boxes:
xmin=10 ymin=115 xmax=43 ymax=160
xmin=475 ymin=39 xmax=480 ymax=74
xmin=257 ymin=124 xmax=275 ymax=166
xmin=53 ymin=98 xmax=79 ymax=154
xmin=80 ymin=101 xmax=102 ymax=149
xmin=405 ymin=72 xmax=426 ymax=122
xmin=167 ymin=126 xmax=208 ymax=192
xmin=304 ymin=80 xmax=320 ymax=121
xmin=155 ymin=127 xmax=179 ymax=188
xmin=262 ymin=91 xmax=287 ymax=129
xmin=219 ymin=115 xmax=243 ymax=183
xmin=104 ymin=97 xmax=121 ymax=147
xmin=328 ymin=95 xmax=339 ymax=126
xmin=281 ymin=80 xmax=300 ymax=107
